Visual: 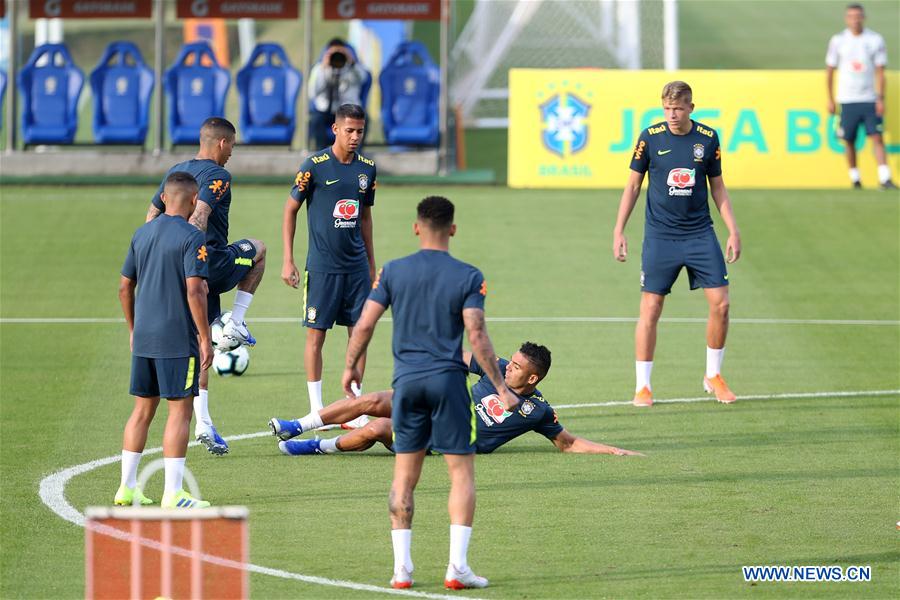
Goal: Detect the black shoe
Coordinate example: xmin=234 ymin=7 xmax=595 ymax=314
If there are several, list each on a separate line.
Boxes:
xmin=852 ymin=181 xmax=863 ymax=189
xmin=880 ymin=180 xmax=898 ymax=191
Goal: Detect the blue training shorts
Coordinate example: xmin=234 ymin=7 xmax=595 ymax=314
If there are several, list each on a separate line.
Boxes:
xmin=641 ymin=231 xmax=728 ymax=295
xmin=302 ymin=269 xmax=371 ymax=330
xmin=838 ymin=102 xmax=883 ymax=143
xmin=130 ymin=355 xmax=199 ymax=399
xmin=392 ymin=370 xmax=476 ymax=455
xmin=207 ymin=239 xmax=256 ymax=322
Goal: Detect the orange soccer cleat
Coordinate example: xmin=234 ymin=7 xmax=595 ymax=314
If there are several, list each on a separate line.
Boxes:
xmin=703 ymin=374 xmax=736 ymax=403
xmin=633 ymin=386 xmax=653 ymax=407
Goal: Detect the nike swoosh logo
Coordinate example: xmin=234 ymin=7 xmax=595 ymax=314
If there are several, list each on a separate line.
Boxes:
xmin=657 ymin=150 xmax=672 ymax=155
xmin=325 ymin=179 xmax=340 ymax=185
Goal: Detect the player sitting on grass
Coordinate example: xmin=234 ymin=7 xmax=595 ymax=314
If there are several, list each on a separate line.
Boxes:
xmin=270 ymin=342 xmax=643 ymax=457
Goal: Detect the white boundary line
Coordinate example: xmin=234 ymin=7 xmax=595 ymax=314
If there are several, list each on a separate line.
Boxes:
xmin=39 ymin=388 xmax=898 ymax=597
xmin=5 ymin=316 xmax=900 ymax=326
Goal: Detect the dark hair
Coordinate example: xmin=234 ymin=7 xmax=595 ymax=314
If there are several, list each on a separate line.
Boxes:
xmin=327 ymin=37 xmax=346 ymax=47
xmin=519 ymin=342 xmax=551 ymax=380
xmin=336 ymin=104 xmax=366 ymax=122
xmin=417 ymin=196 xmax=454 ymax=230
xmin=200 ymin=117 xmax=236 ymax=142
xmin=164 ymin=171 xmax=198 ymax=191
xmin=846 ymin=3 xmax=864 ymax=11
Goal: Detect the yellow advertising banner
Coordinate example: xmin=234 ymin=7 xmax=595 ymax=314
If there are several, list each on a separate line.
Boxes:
xmin=508 ymin=69 xmax=900 ymax=189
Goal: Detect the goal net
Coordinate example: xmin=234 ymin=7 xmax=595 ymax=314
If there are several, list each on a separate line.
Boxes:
xmin=450 ymin=0 xmax=673 ymax=127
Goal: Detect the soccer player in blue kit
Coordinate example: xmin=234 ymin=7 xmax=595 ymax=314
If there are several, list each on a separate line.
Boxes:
xmin=341 ymin=196 xmax=517 ymax=590
xmin=612 ymin=81 xmax=742 ymax=407
xmin=117 ymin=172 xmax=213 ymax=509
xmin=282 ymin=104 xmax=376 ymax=422
xmin=270 ymin=342 xmax=643 ymax=457
xmin=147 ymin=118 xmax=267 ymax=455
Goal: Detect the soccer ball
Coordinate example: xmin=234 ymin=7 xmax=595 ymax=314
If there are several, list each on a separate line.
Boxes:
xmin=212 ymin=345 xmax=250 ymax=377
xmin=210 ymin=311 xmax=240 ymax=352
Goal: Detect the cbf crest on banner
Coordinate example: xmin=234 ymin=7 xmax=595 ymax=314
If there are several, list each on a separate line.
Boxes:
xmin=540 ymin=93 xmax=590 ymax=157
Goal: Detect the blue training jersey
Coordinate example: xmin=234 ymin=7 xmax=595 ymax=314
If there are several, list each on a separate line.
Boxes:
xmin=122 ymin=214 xmax=209 ymax=358
xmin=368 ymin=249 xmax=486 ymax=384
xmin=151 ymin=159 xmax=233 ymax=251
xmin=469 ymin=358 xmax=564 ymax=454
xmin=629 ymin=120 xmax=722 ymax=239
xmin=290 ymin=148 xmax=377 ymax=273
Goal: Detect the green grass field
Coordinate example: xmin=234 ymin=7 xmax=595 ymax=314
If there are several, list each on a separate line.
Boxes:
xmin=1 ymin=184 xmax=898 ymax=598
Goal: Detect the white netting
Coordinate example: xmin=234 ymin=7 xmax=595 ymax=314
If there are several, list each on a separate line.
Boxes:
xmin=450 ymin=0 xmax=668 ymax=126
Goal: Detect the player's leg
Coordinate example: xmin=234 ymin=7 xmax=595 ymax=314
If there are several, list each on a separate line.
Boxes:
xmin=338 ymin=270 xmax=374 ymax=428
xmin=633 ymin=238 xmax=680 ymax=406
xmin=686 ymin=233 xmax=735 ymax=403
xmin=278 ymin=417 xmax=393 ymax=455
xmin=270 ymin=390 xmax=393 ymax=440
xmin=839 ymin=104 xmax=863 ymax=188
xmin=429 ymin=371 xmax=486 ymax=589
xmin=302 ymin=271 xmax=341 ymax=413
xmin=222 ymin=239 xmax=265 ymax=345
xmin=117 ymin=355 xmax=161 ymax=505
xmin=865 ymin=104 xmax=896 ymax=188
xmin=195 ymin=294 xmax=228 ymax=455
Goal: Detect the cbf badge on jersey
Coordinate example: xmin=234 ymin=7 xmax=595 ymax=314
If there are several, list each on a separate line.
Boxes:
xmin=358 ymin=174 xmax=369 ymax=191
xmin=693 ymin=143 xmax=705 ymax=162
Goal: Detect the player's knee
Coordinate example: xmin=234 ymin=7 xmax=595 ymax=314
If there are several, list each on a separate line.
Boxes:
xmin=248 ymin=239 xmax=266 ymax=262
xmin=366 ymin=418 xmax=392 ymax=443
xmin=710 ymin=296 xmax=730 ymax=319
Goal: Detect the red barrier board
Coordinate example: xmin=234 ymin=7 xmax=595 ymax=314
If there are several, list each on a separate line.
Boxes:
xmin=323 ymin=0 xmax=440 ymax=20
xmin=176 ymin=0 xmax=299 ymax=19
xmin=29 ymin=0 xmax=153 ymax=18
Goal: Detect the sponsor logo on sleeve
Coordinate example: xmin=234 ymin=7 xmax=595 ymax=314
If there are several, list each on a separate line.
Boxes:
xmin=666 ymin=168 xmax=695 ymax=196
xmin=208 ymin=179 xmax=230 ymax=201
xmin=295 ymin=171 xmax=311 ymax=191
xmin=333 ymin=199 xmax=360 ymax=228
xmin=479 ymin=280 xmax=487 ymax=296
xmin=197 ymin=246 xmax=207 ymax=261
xmin=372 ymin=267 xmax=383 ymax=290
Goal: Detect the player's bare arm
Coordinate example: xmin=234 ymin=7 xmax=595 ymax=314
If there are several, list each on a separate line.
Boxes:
xmin=462 ymin=350 xmax=473 ymax=368
xmin=186 ymin=276 xmax=213 ymax=370
xmin=118 ymin=275 xmax=136 ymax=351
xmin=551 ymin=429 xmax=644 ymax=455
xmin=281 ymin=196 xmax=302 ymax=288
xmin=826 ymin=65 xmax=836 ymax=115
xmin=188 ymin=201 xmax=212 ymax=232
xmin=145 ymin=204 xmax=162 ymax=223
xmin=463 ymin=307 xmax=518 ymax=411
xmin=342 ymin=299 xmax=387 ymax=395
xmin=709 ymin=175 xmax=741 ymax=263
xmin=360 ymin=204 xmax=376 ymax=282
xmin=613 ymin=169 xmax=645 ymax=261
xmin=875 ymin=65 xmax=885 ymax=116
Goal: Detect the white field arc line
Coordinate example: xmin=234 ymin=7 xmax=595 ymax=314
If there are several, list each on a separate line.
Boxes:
xmin=38 ymin=389 xmax=898 ymax=596
xmin=38 ymin=433 xmax=477 ymax=600
xmin=4 ymin=317 xmax=900 ymax=325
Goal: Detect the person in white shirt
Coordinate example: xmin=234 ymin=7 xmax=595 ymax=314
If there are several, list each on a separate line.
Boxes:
xmin=825 ymin=3 xmax=896 ymax=190
xmin=308 ymin=38 xmax=369 ymax=150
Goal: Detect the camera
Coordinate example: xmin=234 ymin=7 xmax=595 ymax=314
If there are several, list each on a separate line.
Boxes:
xmin=329 ymin=50 xmax=348 ymax=69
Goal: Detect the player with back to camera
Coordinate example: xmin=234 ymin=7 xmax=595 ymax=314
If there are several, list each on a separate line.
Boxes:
xmin=341 ymin=196 xmax=517 ymax=590
xmin=612 ymin=81 xmax=742 ymax=407
xmin=270 ymin=341 xmax=644 ymax=457
xmin=282 ymin=104 xmax=376 ymax=427
xmin=117 ymin=172 xmax=213 ymax=509
xmin=826 ymin=3 xmax=897 ymax=190
xmin=146 ymin=117 xmax=267 ymax=456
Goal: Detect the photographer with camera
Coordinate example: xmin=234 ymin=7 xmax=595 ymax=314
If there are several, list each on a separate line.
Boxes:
xmin=308 ymin=38 xmax=369 ymax=150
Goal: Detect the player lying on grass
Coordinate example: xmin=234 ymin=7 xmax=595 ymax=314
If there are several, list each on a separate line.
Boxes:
xmin=269 ymin=342 xmax=643 ymax=456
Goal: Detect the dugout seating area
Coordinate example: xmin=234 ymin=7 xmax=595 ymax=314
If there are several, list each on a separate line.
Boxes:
xmin=13 ymin=39 xmax=441 ymax=148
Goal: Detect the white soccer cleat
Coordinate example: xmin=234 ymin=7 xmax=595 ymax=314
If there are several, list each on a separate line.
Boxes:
xmin=390 ymin=565 xmax=414 ymax=589
xmin=444 ymin=564 xmax=488 ymax=590
xmin=221 ymin=318 xmax=256 ymax=348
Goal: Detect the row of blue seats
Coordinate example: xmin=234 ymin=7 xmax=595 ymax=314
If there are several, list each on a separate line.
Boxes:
xmin=6 ymin=39 xmax=439 ymax=147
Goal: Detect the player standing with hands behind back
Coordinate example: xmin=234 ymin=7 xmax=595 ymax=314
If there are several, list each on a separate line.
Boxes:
xmin=613 ymin=81 xmax=741 ymax=407
xmin=826 ymin=3 xmax=897 ymax=190
xmin=342 ymin=197 xmax=517 ymax=590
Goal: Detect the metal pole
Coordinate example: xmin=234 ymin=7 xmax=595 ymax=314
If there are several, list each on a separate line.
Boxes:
xmin=5 ymin=0 xmax=18 ymax=153
xmin=299 ymin=0 xmax=313 ymax=152
xmin=153 ymin=0 xmax=165 ymax=155
xmin=437 ymin=0 xmax=449 ymax=175
xmin=663 ymin=0 xmax=679 ymax=71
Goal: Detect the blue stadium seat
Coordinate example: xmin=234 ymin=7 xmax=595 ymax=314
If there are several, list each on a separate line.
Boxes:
xmin=165 ymin=42 xmax=230 ymax=144
xmin=18 ymin=44 xmax=84 ymax=145
xmin=379 ymin=41 xmax=440 ymax=146
xmin=89 ymin=41 xmax=154 ymax=145
xmin=236 ymin=43 xmax=302 ymax=145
